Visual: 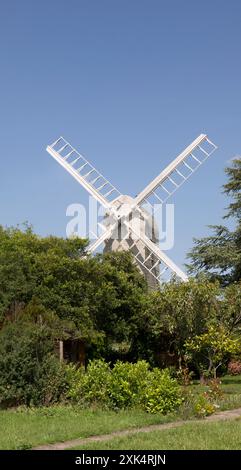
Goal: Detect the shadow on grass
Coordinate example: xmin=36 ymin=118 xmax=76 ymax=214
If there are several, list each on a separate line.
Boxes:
xmin=221 ymin=377 xmax=241 ymax=385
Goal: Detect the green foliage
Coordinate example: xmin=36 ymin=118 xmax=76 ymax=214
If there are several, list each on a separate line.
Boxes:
xmin=0 ymin=225 xmax=147 ymax=360
xmin=132 ymin=278 xmax=220 ymax=366
xmin=74 ymin=360 xmax=111 ymax=407
xmin=64 ymin=364 xmax=85 ymax=401
xmin=0 ymin=225 xmax=87 ymax=320
xmin=141 ymin=368 xmax=183 ymax=414
xmin=109 ymin=360 xmax=150 ymax=409
xmin=187 ymin=157 xmax=241 ymax=284
xmin=0 ymin=318 xmax=67 ymax=406
xmin=67 ymin=359 xmax=182 ymax=414
xmin=224 ymin=158 xmax=241 ymax=220
xmin=1 ymin=221 xmax=240 ymax=409
xmin=180 ymin=379 xmax=223 ymax=418
xmin=185 ymin=325 xmax=240 ymax=379
xmin=176 ymin=367 xmax=194 ymax=386
xmin=219 ymin=282 xmax=241 ymax=332
xmin=192 ymin=394 xmax=217 ymax=418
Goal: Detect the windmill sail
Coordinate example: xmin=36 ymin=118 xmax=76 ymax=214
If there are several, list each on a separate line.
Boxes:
xmin=134 ymin=134 xmax=217 ymax=210
xmin=125 ymin=221 xmax=188 ymax=282
xmin=46 ymin=137 xmax=121 ymax=209
xmin=46 ymin=133 xmax=217 ymax=286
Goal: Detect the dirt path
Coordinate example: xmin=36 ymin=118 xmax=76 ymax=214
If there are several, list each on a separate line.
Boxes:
xmin=32 ymin=407 xmax=241 ymax=450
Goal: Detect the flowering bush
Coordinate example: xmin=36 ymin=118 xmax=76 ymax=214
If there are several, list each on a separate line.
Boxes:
xmin=228 ymin=360 xmax=241 ymax=376
xmin=193 ymin=394 xmax=217 ymax=418
xmin=206 ymin=378 xmax=223 ymax=400
xmin=176 ymin=367 xmax=194 ymax=386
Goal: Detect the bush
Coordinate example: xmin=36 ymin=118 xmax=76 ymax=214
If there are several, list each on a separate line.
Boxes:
xmin=36 ymin=355 xmax=68 ymax=405
xmin=228 ymin=360 xmax=241 ymax=376
xmin=206 ymin=378 xmax=223 ymax=401
xmin=0 ymin=320 xmax=67 ymax=407
xmin=176 ymin=367 xmax=194 ymax=386
xmin=67 ymin=359 xmax=112 ymax=407
xmin=193 ymin=394 xmax=217 ymax=418
xmin=80 ymin=359 xmax=112 ymax=407
xmin=67 ymin=359 xmax=182 ymax=414
xmin=64 ymin=364 xmax=85 ymax=402
xmin=141 ymin=368 xmax=183 ymax=414
xmin=182 ymin=378 xmax=222 ymax=419
xmin=109 ymin=360 xmax=150 ymax=409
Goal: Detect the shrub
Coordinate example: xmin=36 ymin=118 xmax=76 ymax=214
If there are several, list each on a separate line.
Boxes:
xmin=141 ymin=368 xmax=183 ymax=414
xmin=176 ymin=367 xmax=194 ymax=386
xmin=178 ymin=387 xmax=196 ymax=419
xmin=193 ymin=394 xmax=217 ymax=418
xmin=109 ymin=360 xmax=150 ymax=409
xmin=72 ymin=359 xmax=112 ymax=407
xmin=0 ymin=320 xmax=66 ymax=407
xmin=36 ymin=356 xmax=68 ymax=405
xmin=228 ymin=360 xmax=241 ymax=376
xmin=66 ymin=359 xmax=182 ymax=414
xmin=64 ymin=364 xmax=85 ymax=402
xmin=206 ymin=378 xmax=223 ymax=401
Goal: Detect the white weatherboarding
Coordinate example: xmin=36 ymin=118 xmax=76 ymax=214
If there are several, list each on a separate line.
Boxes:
xmin=46 ymin=134 xmax=217 ymax=287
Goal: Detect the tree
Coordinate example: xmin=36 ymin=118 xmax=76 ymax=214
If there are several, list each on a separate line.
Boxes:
xmin=0 ymin=225 xmax=148 ymax=362
xmin=83 ymin=251 xmax=148 ymax=361
xmin=218 ymin=282 xmax=241 ymax=333
xmin=0 ymin=302 xmax=67 ymax=406
xmin=185 ymin=325 xmax=240 ymax=379
xmin=0 ymin=224 xmax=88 ymax=323
xmin=187 ymin=157 xmax=241 ymax=284
xmin=224 ymin=158 xmax=241 ymax=220
xmin=128 ymin=278 xmax=220 ymax=367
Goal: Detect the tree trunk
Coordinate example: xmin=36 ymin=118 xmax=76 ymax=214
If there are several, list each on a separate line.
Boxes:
xmin=59 ymin=340 xmax=64 ymax=362
xmin=207 ymin=358 xmax=213 ymax=377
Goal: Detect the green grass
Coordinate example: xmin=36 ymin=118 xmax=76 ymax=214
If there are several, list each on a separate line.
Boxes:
xmin=73 ymin=419 xmax=241 ymax=450
xmin=1 ymin=375 xmax=241 ymax=450
xmin=218 ymin=376 xmax=241 ymax=410
xmin=0 ymin=406 xmax=172 ymax=450
xmin=190 ymin=374 xmax=241 ymax=395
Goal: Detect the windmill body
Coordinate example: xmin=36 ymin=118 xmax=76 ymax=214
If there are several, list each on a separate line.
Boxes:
xmin=46 ymin=133 xmax=217 ymax=288
xmin=103 ymin=194 xmax=160 ymax=289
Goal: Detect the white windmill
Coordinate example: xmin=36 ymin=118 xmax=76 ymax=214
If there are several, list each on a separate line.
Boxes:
xmin=46 ymin=134 xmax=217 ymax=288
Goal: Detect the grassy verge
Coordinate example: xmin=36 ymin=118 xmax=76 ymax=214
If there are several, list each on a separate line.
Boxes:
xmin=218 ymin=376 xmax=241 ymax=410
xmin=1 ymin=375 xmax=241 ymax=450
xmin=73 ymin=418 xmax=241 ymax=450
xmin=0 ymin=407 xmax=173 ymax=450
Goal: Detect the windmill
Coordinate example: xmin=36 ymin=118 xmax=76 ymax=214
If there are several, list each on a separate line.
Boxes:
xmin=46 ymin=134 xmax=217 ymax=288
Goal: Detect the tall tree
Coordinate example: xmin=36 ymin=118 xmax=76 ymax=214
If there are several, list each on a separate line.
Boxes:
xmin=128 ymin=278 xmax=220 ymax=367
xmin=187 ymin=157 xmax=241 ymax=284
xmin=0 ymin=225 xmax=147 ymax=360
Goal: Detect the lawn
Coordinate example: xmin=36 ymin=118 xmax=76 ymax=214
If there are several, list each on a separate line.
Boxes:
xmin=0 ymin=407 xmax=171 ymax=450
xmin=0 ymin=375 xmax=241 ymax=450
xmin=217 ymin=375 xmax=241 ymax=410
xmin=74 ymin=419 xmax=241 ymax=450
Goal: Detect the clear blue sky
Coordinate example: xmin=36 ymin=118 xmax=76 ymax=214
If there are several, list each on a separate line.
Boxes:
xmin=1 ymin=0 xmax=241 ymax=270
